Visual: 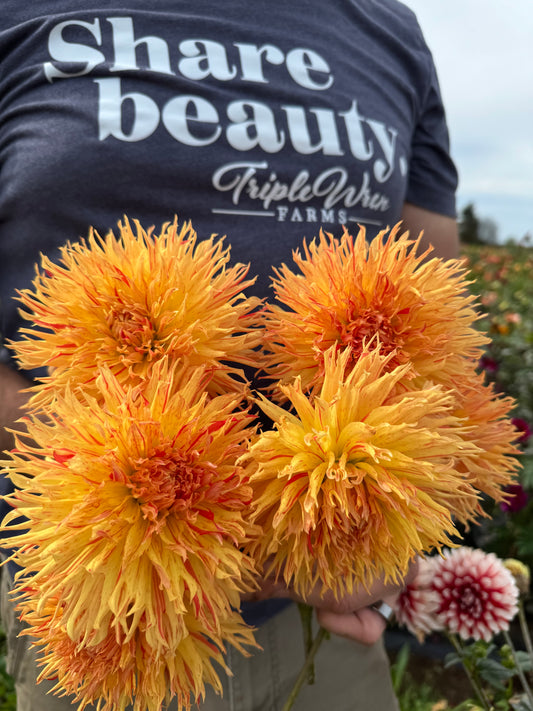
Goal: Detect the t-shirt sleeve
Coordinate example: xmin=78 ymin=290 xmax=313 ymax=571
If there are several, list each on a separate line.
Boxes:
xmin=405 ymin=48 xmax=459 ymax=218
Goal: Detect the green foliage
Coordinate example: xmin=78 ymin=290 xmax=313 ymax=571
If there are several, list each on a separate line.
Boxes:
xmin=446 ymin=641 xmax=527 ymax=692
xmin=465 ymin=242 xmax=533 ymax=421
xmin=444 ymin=638 xmax=533 ymax=711
xmin=390 ymin=644 xmax=447 ymax=711
xmin=0 ymin=624 xmax=15 ymax=711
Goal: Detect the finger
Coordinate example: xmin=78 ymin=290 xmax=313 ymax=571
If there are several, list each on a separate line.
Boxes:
xmin=316 ymin=606 xmax=387 ymax=646
xmin=370 ymin=600 xmax=395 ymax=625
xmin=300 ymin=577 xmax=404 ymax=615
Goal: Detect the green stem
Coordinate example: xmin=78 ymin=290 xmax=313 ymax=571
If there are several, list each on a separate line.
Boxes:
xmin=448 ymin=634 xmax=492 ymax=711
xmin=282 ymin=627 xmax=327 ymax=711
xmin=503 ymin=629 xmax=533 ymax=709
xmin=297 ymin=603 xmax=315 ymax=685
xmin=518 ymin=600 xmax=533 ymax=668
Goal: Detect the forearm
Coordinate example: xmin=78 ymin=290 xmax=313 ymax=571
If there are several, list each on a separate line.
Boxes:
xmin=0 ymin=362 xmax=32 ymax=453
xmin=401 ymin=202 xmax=460 ymax=261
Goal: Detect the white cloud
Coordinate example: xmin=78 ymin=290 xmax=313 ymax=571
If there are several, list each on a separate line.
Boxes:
xmin=400 ymin=0 xmax=533 ymax=237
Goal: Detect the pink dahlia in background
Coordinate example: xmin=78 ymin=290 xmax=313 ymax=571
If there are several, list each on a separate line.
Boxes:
xmin=511 ymin=417 xmax=532 ymax=446
xmin=479 ymin=355 xmax=499 ymax=375
xmin=432 ymin=548 xmax=519 ymax=642
xmin=394 ymin=556 xmax=442 ymax=643
xmin=500 ymin=483 xmax=529 ymax=514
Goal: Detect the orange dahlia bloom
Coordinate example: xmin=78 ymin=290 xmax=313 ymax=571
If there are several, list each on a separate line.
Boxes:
xmin=12 ymin=217 xmax=261 ymax=406
xmin=450 ymin=368 xmax=521 ymax=516
xmin=16 ymin=596 xmax=251 ymax=711
xmin=2 ymin=362 xmax=258 ymax=710
xmin=245 ymin=345 xmax=480 ymax=599
xmin=260 ymin=223 xmax=487 ymax=399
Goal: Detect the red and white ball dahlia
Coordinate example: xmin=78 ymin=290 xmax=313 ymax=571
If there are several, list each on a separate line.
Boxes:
xmin=394 ymin=556 xmax=442 ymax=642
xmin=432 ymin=548 xmax=519 ymax=642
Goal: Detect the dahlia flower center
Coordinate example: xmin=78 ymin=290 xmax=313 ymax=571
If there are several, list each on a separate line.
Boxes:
xmin=340 ymin=308 xmax=400 ymax=358
xmin=439 ymin=575 xmax=490 ymax=621
xmin=456 ymin=582 xmax=484 ymax=617
xmin=127 ymin=448 xmax=210 ymax=519
xmin=109 ymin=307 xmax=159 ymax=356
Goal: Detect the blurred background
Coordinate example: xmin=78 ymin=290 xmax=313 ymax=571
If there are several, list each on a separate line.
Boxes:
xmin=402 ymin=0 xmax=533 ymax=245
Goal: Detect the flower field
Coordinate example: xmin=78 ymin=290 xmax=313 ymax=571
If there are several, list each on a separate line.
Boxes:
xmin=463 ymin=242 xmax=533 ymax=570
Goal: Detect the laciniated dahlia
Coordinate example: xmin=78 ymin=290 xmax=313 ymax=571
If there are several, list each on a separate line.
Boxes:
xmin=448 ymin=368 xmax=521 ymax=519
xmin=16 ymin=595 xmax=252 ymax=711
xmin=12 ymin=217 xmax=262 ymax=406
xmin=432 ymin=548 xmax=519 ymax=642
xmin=245 ymin=344 xmax=481 ymax=599
xmin=2 ymin=362 xmax=258 ymax=710
xmin=260 ymin=223 xmax=487 ymax=399
xmin=394 ymin=556 xmax=442 ymax=643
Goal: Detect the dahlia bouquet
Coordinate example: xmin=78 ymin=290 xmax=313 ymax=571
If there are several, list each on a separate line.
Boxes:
xmin=1 ymin=218 xmax=264 ymax=711
xmin=247 ymin=223 xmax=520 ymax=600
xmin=0 ymin=218 xmax=522 ymax=711
xmin=242 ymin=224 xmax=521 ymax=708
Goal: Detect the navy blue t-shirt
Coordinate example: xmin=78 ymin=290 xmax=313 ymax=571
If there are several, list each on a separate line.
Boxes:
xmin=0 ymin=0 xmax=458 ymax=622
xmin=0 ymin=0 xmax=457 ymax=342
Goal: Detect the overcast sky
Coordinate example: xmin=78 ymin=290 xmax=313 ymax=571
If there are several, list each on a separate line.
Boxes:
xmin=401 ymin=0 xmax=533 ymax=242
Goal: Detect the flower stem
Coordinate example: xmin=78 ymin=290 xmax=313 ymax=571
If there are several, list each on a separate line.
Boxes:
xmin=503 ymin=629 xmax=533 ymax=709
xmin=282 ymin=626 xmax=327 ymax=711
xmin=298 ymin=603 xmax=315 ymax=685
xmin=448 ymin=634 xmax=492 ymax=711
xmin=518 ymin=600 xmax=533 ymax=670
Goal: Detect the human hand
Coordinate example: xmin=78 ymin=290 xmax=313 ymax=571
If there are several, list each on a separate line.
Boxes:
xmin=243 ymin=559 xmax=418 ymax=646
xmin=315 ymin=595 xmax=397 ymax=646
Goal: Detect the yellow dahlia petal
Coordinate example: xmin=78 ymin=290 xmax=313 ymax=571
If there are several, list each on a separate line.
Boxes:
xmin=246 ymin=345 xmax=481 ymax=598
xmin=17 ymin=597 xmax=254 ymax=711
xmin=2 ymin=362 xmax=259 ymax=709
xmin=12 ymin=217 xmax=262 ymax=407
xmin=261 ymin=223 xmax=487 ymax=399
xmin=450 ymin=367 xmax=521 ymax=511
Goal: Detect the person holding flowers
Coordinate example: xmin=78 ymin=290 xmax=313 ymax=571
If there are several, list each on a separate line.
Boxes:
xmin=0 ymin=1 xmax=476 ymax=710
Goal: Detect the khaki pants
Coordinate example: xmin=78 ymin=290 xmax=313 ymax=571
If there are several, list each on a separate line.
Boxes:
xmin=1 ymin=570 xmax=399 ymax=711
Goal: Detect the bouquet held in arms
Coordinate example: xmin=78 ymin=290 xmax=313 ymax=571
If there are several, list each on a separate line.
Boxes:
xmin=244 ymin=224 xmax=520 ymax=698
xmin=1 ymin=218 xmax=263 ymax=711
xmin=0 ymin=218 xmax=520 ymax=710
